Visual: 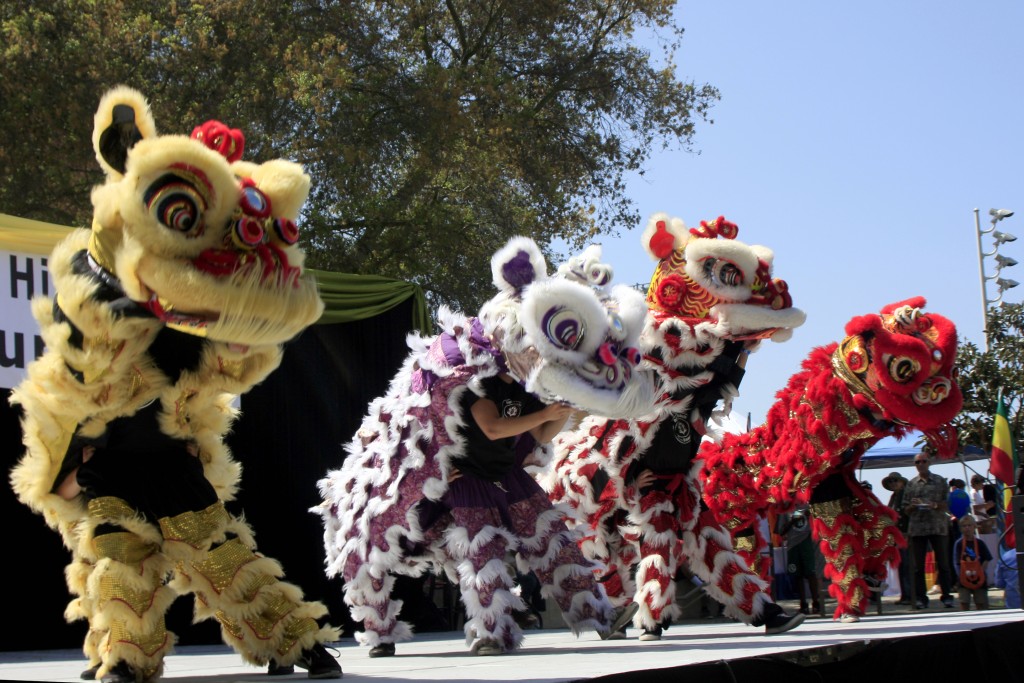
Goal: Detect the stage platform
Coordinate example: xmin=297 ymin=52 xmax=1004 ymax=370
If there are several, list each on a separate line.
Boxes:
xmin=3 ymin=607 xmax=1023 ymax=683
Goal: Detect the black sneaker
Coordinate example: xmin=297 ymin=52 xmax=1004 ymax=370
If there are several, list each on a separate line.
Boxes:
xmin=941 ymin=596 xmax=955 ymax=608
xmin=80 ymin=664 xmax=100 ymax=681
xmin=638 ymin=625 xmax=662 ymax=641
xmin=599 ymin=603 xmax=639 ymax=640
xmin=294 ymin=644 xmax=343 ymax=679
xmin=100 ymin=662 xmax=137 ymax=683
xmin=368 ymin=642 xmax=395 ymax=658
xmin=755 ymin=603 xmax=806 ymax=635
xmin=267 ymin=660 xmax=295 ymax=676
xmin=914 ymin=599 xmax=928 ymax=610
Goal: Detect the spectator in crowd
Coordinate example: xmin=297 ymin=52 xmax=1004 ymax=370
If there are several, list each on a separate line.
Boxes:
xmin=970 ymin=474 xmax=998 ymax=534
xmin=994 ymin=547 xmax=1021 ymax=609
xmin=903 ymin=450 xmax=955 ymax=609
xmin=882 ymin=471 xmax=911 ymax=605
xmin=952 ymin=515 xmax=992 ymax=610
xmin=776 ymin=505 xmax=821 ymax=616
xmin=947 ymin=479 xmax=971 ymax=546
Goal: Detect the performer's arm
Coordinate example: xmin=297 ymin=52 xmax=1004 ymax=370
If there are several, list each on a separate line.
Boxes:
xmin=469 ymin=398 xmax=573 ymax=443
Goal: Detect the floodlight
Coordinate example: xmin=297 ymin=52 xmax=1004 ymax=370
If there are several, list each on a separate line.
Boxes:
xmin=993 ymin=230 xmax=1017 ymax=245
xmin=996 ymin=278 xmax=1020 ymax=291
xmin=990 ymin=208 xmax=1015 ymax=220
xmin=994 ymin=254 xmax=1019 ymax=269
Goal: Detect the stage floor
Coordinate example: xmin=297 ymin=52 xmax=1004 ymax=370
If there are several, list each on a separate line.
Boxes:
xmin=3 ymin=608 xmax=1023 ymax=683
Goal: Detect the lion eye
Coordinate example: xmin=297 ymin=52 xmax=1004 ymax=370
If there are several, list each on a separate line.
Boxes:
xmin=702 ymin=258 xmax=743 ymax=287
xmin=887 ymin=356 xmax=921 ymax=383
xmin=541 ymin=306 xmax=584 ymax=350
xmin=144 ymin=172 xmax=208 ymax=237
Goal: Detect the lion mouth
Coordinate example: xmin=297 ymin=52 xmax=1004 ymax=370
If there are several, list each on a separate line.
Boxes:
xmin=143 ymin=293 xmax=220 ymax=330
xmin=192 ymin=243 xmax=300 ymax=285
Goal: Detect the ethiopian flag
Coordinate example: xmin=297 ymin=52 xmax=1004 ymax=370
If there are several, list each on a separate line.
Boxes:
xmin=989 ymin=392 xmax=1017 ymax=486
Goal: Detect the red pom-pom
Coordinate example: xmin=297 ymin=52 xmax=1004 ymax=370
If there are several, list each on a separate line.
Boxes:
xmin=649 ymin=220 xmax=676 ymax=259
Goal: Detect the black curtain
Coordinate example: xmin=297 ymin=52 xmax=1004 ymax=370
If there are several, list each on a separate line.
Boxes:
xmin=227 ymin=298 xmax=417 ymax=638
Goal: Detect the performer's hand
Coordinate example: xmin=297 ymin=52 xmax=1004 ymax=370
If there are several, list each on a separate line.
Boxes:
xmin=448 ymin=467 xmax=462 ymax=483
xmin=635 ymin=469 xmax=657 ymax=490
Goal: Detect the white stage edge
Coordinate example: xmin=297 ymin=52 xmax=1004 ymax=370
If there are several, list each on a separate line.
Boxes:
xmin=3 ymin=609 xmax=1022 ymax=682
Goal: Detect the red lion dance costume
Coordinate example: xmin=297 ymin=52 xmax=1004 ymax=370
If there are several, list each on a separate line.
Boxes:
xmin=699 ymin=297 xmax=962 ymax=621
xmin=544 ymin=213 xmax=807 ymax=638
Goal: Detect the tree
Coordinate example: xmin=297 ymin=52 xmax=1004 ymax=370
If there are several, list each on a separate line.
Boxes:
xmin=0 ymin=0 xmax=717 ymax=311
xmin=954 ymin=302 xmax=1024 ymax=460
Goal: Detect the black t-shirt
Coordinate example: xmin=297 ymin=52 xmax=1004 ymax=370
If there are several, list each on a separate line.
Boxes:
xmin=636 ymin=413 xmax=700 ymax=474
xmin=454 ymin=374 xmax=545 ymax=481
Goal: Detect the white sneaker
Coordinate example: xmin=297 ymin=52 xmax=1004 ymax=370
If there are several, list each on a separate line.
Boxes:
xmin=839 ymin=613 xmax=860 ymax=623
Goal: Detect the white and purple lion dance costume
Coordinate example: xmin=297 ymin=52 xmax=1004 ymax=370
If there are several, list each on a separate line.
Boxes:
xmin=314 ymin=238 xmax=655 ymax=653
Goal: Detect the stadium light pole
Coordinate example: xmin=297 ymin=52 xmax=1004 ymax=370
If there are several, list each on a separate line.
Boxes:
xmin=975 ymin=208 xmax=1019 ymax=352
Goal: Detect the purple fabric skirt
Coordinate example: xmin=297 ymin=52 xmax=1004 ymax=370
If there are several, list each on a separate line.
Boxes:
xmin=415 ymin=467 xmax=546 ymax=537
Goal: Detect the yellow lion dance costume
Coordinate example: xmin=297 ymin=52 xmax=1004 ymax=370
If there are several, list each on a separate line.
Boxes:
xmin=9 ymin=87 xmax=341 ymax=682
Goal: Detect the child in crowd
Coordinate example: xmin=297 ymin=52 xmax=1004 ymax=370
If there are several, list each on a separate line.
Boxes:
xmin=952 ymin=515 xmax=992 ymax=610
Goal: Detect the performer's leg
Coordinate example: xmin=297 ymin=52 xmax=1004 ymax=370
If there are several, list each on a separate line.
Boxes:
xmin=64 ymin=556 xmax=104 ymax=676
xmin=681 ymin=506 xmax=775 ymax=625
xmin=81 ymin=497 xmax=177 ymax=682
xmin=509 ymin=488 xmax=615 ymax=634
xmin=597 ymin=521 xmax=638 ymax=609
xmin=168 ymin=503 xmax=340 ymax=673
xmin=811 ymin=496 xmax=873 ymax=618
xmin=631 ymin=492 xmax=682 ymax=632
xmin=446 ymin=505 xmax=524 ymax=653
xmin=342 ymin=565 xmax=414 ymax=650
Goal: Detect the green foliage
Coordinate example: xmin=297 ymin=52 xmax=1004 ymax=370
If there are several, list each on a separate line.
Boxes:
xmin=0 ymin=0 xmax=717 ymax=312
xmin=954 ymin=302 xmax=1023 ymax=458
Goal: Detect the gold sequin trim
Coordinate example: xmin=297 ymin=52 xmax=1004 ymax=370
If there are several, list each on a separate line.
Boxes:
xmin=88 ymin=496 xmax=137 ymax=523
xmin=174 ymin=389 xmax=198 ymax=429
xmin=92 ymin=532 xmax=158 ymax=570
xmin=810 ymin=499 xmax=844 ymax=526
xmin=245 ymin=593 xmax=295 ymax=639
xmin=277 ymin=617 xmax=318 ymax=658
xmin=734 ymin=536 xmax=756 ymax=553
xmin=98 ymin=573 xmax=159 ymax=617
xmin=218 ymin=357 xmax=248 ymax=381
xmin=216 ymin=610 xmax=245 ymax=642
xmin=109 ymin=620 xmax=169 ymax=658
xmin=128 ymin=366 xmax=146 ymax=400
xmin=191 ymin=537 xmax=257 ymax=593
xmin=159 ymin=502 xmax=229 ymax=548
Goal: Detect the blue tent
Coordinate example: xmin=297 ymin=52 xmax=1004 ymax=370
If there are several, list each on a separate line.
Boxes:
xmin=859 ymin=439 xmax=987 ymax=470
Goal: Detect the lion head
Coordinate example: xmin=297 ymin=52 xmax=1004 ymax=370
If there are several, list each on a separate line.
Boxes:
xmin=86 ymin=86 xmax=323 ymax=346
xmin=479 ymin=238 xmax=655 ymax=418
xmin=834 ymin=297 xmax=962 ymax=456
xmin=639 ymin=212 xmax=806 ymax=371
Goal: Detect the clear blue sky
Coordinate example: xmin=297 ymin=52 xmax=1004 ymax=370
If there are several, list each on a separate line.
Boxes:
xmin=582 ymin=2 xmax=1024 ymax=490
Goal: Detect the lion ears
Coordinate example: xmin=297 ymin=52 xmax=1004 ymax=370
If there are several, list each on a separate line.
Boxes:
xmin=92 ymin=86 xmax=157 ymax=178
xmin=490 ymin=236 xmax=549 ymax=294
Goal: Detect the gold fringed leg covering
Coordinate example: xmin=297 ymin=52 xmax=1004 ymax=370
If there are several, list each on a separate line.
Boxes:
xmin=166 ymin=503 xmax=338 ymax=667
xmin=811 ymin=498 xmax=868 ymax=619
xmin=83 ymin=497 xmax=176 ymax=681
xmin=64 ymin=557 xmax=103 ymax=671
xmin=850 ymin=492 xmax=904 ymax=578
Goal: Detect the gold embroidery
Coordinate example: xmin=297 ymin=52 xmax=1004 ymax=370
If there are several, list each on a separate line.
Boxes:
xmin=277 ymin=617 xmax=318 ymax=657
xmin=159 ymin=502 xmax=229 ymax=548
xmin=92 ymin=532 xmax=157 ymax=570
xmin=109 ymin=620 xmax=169 ymax=658
xmin=191 ymin=538 xmax=257 ymax=593
xmin=98 ymin=572 xmax=159 ymax=617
